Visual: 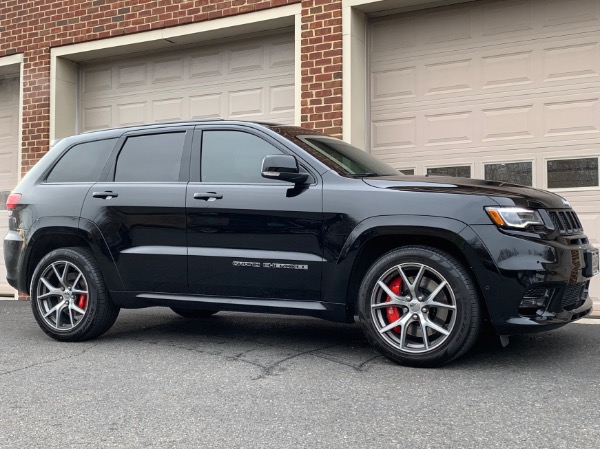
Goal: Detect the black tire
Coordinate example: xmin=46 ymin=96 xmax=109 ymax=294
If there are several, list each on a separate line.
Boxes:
xmin=170 ymin=307 xmax=218 ymax=318
xmin=357 ymin=246 xmax=482 ymax=367
xmin=30 ymin=247 xmax=120 ymax=342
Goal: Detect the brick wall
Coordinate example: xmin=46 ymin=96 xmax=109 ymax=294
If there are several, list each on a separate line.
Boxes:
xmin=300 ymin=0 xmax=342 ymax=138
xmin=0 ymin=0 xmax=306 ymax=176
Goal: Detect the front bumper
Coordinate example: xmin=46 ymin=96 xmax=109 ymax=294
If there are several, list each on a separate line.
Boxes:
xmin=467 ymin=225 xmax=595 ymax=335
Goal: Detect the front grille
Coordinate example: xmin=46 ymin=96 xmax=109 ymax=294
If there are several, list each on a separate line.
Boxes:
xmin=547 ymin=209 xmax=583 ymax=235
xmin=562 ymin=283 xmax=587 ymax=311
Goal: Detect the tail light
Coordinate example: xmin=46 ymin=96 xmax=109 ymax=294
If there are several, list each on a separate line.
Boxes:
xmin=6 ymin=193 xmax=22 ymax=211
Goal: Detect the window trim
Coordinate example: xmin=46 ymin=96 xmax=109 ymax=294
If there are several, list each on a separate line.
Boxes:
xmin=544 ymin=155 xmax=600 ymax=192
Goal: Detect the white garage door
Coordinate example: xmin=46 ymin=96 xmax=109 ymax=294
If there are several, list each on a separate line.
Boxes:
xmin=80 ymin=32 xmax=295 ymax=130
xmin=0 ymin=74 xmax=19 ymax=296
xmin=370 ymin=0 xmax=600 ymax=294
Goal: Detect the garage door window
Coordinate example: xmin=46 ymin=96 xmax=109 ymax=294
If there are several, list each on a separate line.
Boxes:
xmin=427 ymin=166 xmax=471 ymax=178
xmin=484 ymin=162 xmax=533 ymax=186
xmin=201 ymin=131 xmax=283 ymax=183
xmin=547 ymin=158 xmax=599 ymax=189
xmin=115 ymin=133 xmax=186 ymax=182
xmin=46 ymin=139 xmax=118 ymax=183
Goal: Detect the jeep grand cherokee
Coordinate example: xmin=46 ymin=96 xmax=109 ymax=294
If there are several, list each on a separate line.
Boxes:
xmin=4 ymin=120 xmax=597 ymax=367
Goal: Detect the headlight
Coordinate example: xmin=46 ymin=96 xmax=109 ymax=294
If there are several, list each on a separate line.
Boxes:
xmin=484 ymin=207 xmax=544 ymax=229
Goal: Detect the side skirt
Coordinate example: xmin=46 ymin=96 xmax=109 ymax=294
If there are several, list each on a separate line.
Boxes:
xmin=109 ymin=291 xmax=352 ymax=323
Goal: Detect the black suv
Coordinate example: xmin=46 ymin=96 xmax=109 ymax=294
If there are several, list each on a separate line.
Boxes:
xmin=4 ymin=120 xmax=597 ymax=367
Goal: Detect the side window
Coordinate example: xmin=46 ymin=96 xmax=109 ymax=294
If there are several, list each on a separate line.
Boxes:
xmin=114 ymin=132 xmax=186 ymax=182
xmin=46 ymin=138 xmax=117 ymax=183
xmin=201 ymin=131 xmax=283 ymax=183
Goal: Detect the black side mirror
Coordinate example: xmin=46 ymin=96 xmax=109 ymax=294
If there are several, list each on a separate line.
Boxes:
xmin=261 ymin=155 xmax=309 ymax=185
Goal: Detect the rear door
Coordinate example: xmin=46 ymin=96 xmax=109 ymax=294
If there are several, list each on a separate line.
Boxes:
xmin=186 ymin=126 xmax=324 ymax=301
xmin=81 ymin=127 xmax=193 ymax=294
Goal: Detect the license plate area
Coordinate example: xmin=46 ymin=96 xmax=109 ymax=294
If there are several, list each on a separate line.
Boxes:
xmin=583 ymin=249 xmax=599 ymax=277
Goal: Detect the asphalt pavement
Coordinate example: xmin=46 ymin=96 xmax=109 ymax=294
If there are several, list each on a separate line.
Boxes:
xmin=1 ymin=300 xmax=599 ymax=449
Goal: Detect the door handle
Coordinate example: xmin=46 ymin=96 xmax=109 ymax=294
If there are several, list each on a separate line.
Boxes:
xmin=92 ymin=191 xmax=119 ymax=199
xmin=193 ymin=192 xmax=223 ymax=201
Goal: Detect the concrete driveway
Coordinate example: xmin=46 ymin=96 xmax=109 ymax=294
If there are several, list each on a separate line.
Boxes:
xmin=1 ymin=301 xmax=599 ymax=448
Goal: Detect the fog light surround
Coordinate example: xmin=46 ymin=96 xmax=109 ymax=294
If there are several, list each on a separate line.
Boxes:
xmin=519 ymin=287 xmax=554 ymax=314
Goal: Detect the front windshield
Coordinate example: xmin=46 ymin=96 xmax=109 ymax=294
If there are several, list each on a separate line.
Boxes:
xmin=269 ymin=126 xmax=399 ymax=177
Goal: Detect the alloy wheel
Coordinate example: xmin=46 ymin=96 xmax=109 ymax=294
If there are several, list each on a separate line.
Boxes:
xmin=35 ymin=260 xmax=89 ymax=331
xmin=370 ymin=262 xmax=457 ymax=354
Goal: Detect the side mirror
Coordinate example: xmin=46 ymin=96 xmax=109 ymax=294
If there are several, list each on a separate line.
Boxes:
xmin=261 ymin=154 xmax=309 ymax=185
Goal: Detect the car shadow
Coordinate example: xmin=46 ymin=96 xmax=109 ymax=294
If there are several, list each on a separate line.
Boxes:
xmin=98 ymin=309 xmax=595 ymax=373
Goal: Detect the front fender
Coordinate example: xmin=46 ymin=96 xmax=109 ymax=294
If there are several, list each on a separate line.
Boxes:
xmin=321 ymin=215 xmax=500 ymax=315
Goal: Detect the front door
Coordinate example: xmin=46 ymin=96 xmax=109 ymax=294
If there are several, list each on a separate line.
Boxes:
xmin=187 ymin=127 xmax=323 ymax=301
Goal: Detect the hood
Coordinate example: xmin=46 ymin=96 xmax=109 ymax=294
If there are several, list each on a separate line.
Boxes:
xmin=362 ymin=175 xmax=570 ymax=210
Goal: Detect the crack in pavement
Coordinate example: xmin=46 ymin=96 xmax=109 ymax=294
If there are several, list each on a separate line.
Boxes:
xmin=0 ymin=342 xmax=101 ymax=377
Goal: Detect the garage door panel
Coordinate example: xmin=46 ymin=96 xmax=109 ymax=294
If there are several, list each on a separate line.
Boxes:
xmin=0 ymin=74 xmax=19 ymax=296
xmin=81 ymin=32 xmax=295 ymax=128
xmin=370 ymin=1 xmax=600 ymax=302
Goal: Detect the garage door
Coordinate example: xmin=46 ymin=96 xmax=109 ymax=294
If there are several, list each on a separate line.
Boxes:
xmin=80 ymin=32 xmax=295 ymax=131
xmin=370 ymin=0 xmax=600 ymax=292
xmin=0 ymin=74 xmax=19 ymax=296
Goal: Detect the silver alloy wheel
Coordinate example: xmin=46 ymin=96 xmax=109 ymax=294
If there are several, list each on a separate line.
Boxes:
xmin=35 ymin=260 xmax=89 ymax=331
xmin=370 ymin=262 xmax=457 ymax=354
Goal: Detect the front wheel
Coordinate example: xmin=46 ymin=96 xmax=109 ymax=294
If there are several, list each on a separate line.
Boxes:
xmin=30 ymin=247 xmax=120 ymax=341
xmin=358 ymin=246 xmax=482 ymax=367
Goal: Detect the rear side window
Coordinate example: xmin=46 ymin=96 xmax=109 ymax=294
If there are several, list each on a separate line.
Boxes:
xmin=114 ymin=132 xmax=186 ymax=182
xmin=46 ymin=138 xmax=117 ymax=183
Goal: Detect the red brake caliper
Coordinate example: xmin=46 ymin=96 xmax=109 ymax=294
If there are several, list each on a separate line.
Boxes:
xmin=77 ymin=294 xmax=87 ymax=310
xmin=385 ymin=278 xmax=402 ymax=334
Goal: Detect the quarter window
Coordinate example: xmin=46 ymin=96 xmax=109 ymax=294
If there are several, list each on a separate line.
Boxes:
xmin=547 ymin=158 xmax=599 ymax=189
xmin=201 ymin=131 xmax=283 ymax=183
xmin=114 ymin=133 xmax=186 ymax=182
xmin=46 ymin=138 xmax=117 ymax=183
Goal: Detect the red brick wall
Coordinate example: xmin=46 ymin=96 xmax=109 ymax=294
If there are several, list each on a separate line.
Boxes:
xmin=0 ymin=0 xmax=306 ymax=176
xmin=300 ymin=0 xmax=342 ymax=137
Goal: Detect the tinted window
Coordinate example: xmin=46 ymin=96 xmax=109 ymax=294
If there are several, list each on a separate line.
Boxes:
xmin=399 ymin=169 xmax=415 ymax=175
xmin=201 ymin=131 xmax=283 ymax=183
xmin=114 ymin=133 xmax=186 ymax=182
xmin=46 ymin=138 xmax=117 ymax=183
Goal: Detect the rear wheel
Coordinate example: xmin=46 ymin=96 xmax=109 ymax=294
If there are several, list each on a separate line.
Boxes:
xmin=30 ymin=247 xmax=119 ymax=341
xmin=170 ymin=307 xmax=218 ymax=318
xmin=358 ymin=246 xmax=481 ymax=367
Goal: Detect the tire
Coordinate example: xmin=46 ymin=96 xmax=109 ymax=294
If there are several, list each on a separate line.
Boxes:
xmin=357 ymin=246 xmax=482 ymax=368
xmin=30 ymin=247 xmax=120 ymax=342
xmin=170 ymin=307 xmax=218 ymax=318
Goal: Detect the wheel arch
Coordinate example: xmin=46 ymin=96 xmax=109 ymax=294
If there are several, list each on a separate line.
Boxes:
xmin=324 ymin=215 xmax=495 ymax=321
xmin=22 ymin=221 xmax=123 ymax=294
